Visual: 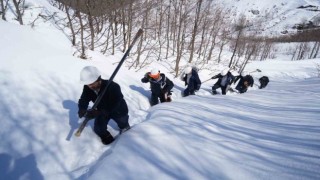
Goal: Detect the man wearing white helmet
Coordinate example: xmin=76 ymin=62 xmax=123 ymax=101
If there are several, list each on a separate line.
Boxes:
xmin=180 ymin=66 xmax=201 ymax=97
xmin=141 ymin=68 xmax=174 ymax=106
xmin=211 ymin=67 xmax=234 ymax=95
xmin=78 ymin=66 xmax=130 ymax=145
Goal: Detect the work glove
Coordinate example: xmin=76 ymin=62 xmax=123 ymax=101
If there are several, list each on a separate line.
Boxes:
xmin=78 ymin=109 xmax=87 ymax=118
xmin=85 ymin=109 xmax=101 ymax=119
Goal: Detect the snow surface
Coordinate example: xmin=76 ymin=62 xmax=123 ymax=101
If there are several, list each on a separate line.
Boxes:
xmin=218 ymin=0 xmax=320 ymax=35
xmin=1 ymin=0 xmax=320 ymax=180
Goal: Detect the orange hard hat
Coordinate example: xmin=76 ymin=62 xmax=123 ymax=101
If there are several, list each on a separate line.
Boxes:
xmin=149 ymin=69 xmax=160 ymax=79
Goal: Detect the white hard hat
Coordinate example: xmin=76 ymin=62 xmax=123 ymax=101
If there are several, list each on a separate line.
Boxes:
xmin=184 ymin=66 xmax=192 ymax=74
xmin=150 ymin=68 xmax=159 ymax=76
xmin=230 ymin=70 xmax=239 ymax=77
xmin=80 ymin=66 xmax=101 ymax=84
xmin=221 ymin=67 xmax=230 ymax=76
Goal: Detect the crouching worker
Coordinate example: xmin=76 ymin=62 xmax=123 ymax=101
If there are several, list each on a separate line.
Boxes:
xmin=141 ymin=69 xmax=174 ymax=106
xmin=211 ymin=68 xmax=234 ymax=95
xmin=259 ymin=76 xmax=269 ymax=89
xmin=78 ymin=66 xmax=130 ymax=145
xmin=180 ymin=66 xmax=201 ymax=97
xmin=235 ymin=74 xmax=254 ymax=93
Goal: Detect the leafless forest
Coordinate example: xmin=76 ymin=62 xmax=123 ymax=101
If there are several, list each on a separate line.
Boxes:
xmin=1 ymin=0 xmax=319 ymax=76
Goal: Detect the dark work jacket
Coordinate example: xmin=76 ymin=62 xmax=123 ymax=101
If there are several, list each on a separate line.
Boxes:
xmin=182 ymin=69 xmax=201 ymax=91
xmin=259 ymin=76 xmax=269 ymax=89
xmin=78 ymin=80 xmax=128 ymax=117
xmin=141 ymin=73 xmax=174 ymax=96
xmin=235 ymin=75 xmax=254 ymax=93
xmin=212 ymin=72 xmax=234 ymax=87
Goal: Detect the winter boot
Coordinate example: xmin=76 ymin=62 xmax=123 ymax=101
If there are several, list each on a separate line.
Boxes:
xmin=120 ymin=125 xmax=131 ymax=134
xmin=101 ymin=134 xmax=114 ymax=145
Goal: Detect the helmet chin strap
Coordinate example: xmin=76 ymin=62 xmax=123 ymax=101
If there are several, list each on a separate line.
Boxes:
xmin=88 ymin=80 xmax=102 ymax=92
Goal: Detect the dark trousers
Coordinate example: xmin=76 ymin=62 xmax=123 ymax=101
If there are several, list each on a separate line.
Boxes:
xmin=150 ymin=93 xmax=166 ymax=106
xmin=212 ymin=84 xmax=227 ymax=95
xmin=94 ymin=113 xmax=129 ymax=138
xmin=183 ymin=87 xmax=195 ymax=97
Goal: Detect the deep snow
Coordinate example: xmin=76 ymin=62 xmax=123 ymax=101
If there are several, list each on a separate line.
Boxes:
xmin=0 ymin=0 xmax=320 ymax=179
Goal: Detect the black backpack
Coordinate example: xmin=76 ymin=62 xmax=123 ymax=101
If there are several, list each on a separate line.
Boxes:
xmin=259 ymin=76 xmax=269 ymax=89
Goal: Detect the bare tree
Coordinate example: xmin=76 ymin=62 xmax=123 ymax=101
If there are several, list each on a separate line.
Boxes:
xmin=217 ymin=29 xmax=230 ymax=63
xmin=197 ymin=1 xmax=211 ymax=59
xmin=229 ymin=15 xmax=247 ymax=67
xmin=298 ymin=42 xmax=309 ymax=60
xmin=54 ymin=0 xmax=294 ymax=73
xmin=75 ymin=9 xmax=86 ymax=59
xmin=165 ymin=0 xmax=172 ymax=59
xmin=12 ymin=0 xmax=24 ymax=25
xmin=206 ymin=7 xmax=225 ymax=63
xmin=85 ymin=0 xmax=95 ymax=50
xmin=292 ymin=42 xmax=309 ymax=60
xmin=171 ymin=0 xmax=179 ymax=56
xmin=260 ymin=40 xmax=273 ymax=61
xmin=174 ymin=0 xmax=189 ymax=77
xmin=126 ymin=0 xmax=135 ymax=52
xmin=157 ymin=0 xmax=165 ymax=37
xmin=65 ymin=4 xmax=76 ymax=45
xmin=312 ymin=42 xmax=320 ymax=59
xmin=0 ymin=0 xmax=9 ymax=21
xmin=188 ymin=0 xmax=202 ymax=63
xmin=309 ymin=41 xmax=320 ymax=59
xmin=135 ymin=33 xmax=144 ymax=68
xmin=119 ymin=0 xmax=127 ymax=52
xmin=133 ymin=0 xmax=157 ymax=67
xmin=239 ymin=38 xmax=261 ymax=73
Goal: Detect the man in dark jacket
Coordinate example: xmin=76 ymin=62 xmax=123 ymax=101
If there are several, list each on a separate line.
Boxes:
xmin=259 ymin=76 xmax=269 ymax=89
xmin=211 ymin=68 xmax=234 ymax=95
xmin=78 ymin=66 xmax=130 ymax=145
xmin=235 ymin=74 xmax=254 ymax=93
xmin=141 ymin=69 xmax=174 ymax=106
xmin=180 ymin=66 xmax=201 ymax=97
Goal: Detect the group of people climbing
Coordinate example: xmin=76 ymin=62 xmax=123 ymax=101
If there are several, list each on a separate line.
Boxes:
xmin=76 ymin=65 xmax=269 ymax=145
xmin=142 ymin=66 xmax=269 ymax=103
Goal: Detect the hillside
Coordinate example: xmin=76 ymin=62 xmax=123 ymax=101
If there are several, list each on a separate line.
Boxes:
xmin=218 ymin=0 xmax=320 ymax=35
xmin=0 ymin=0 xmax=320 ymax=180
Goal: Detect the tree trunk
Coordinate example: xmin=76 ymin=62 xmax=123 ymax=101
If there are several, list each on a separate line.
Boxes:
xmin=309 ymin=42 xmax=319 ymax=59
xmin=76 ymin=10 xmax=86 ymax=59
xmin=229 ymin=29 xmax=242 ymax=67
xmin=313 ymin=41 xmax=320 ymax=59
xmin=65 ymin=6 xmax=76 ymax=45
xmin=188 ymin=0 xmax=202 ymax=63
xmin=12 ymin=0 xmax=23 ymax=25
xmin=120 ymin=0 xmax=126 ymax=53
xmin=165 ymin=0 xmax=171 ymax=59
xmin=174 ymin=0 xmax=185 ymax=77
xmin=0 ymin=0 xmax=7 ymax=21
xmin=127 ymin=0 xmax=133 ymax=51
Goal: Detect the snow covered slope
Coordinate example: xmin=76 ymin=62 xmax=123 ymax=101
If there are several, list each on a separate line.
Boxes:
xmin=217 ymin=0 xmax=320 ymax=35
xmin=0 ymin=0 xmax=320 ymax=180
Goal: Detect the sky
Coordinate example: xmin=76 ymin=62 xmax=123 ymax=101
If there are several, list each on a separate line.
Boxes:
xmin=0 ymin=0 xmax=320 ymax=180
